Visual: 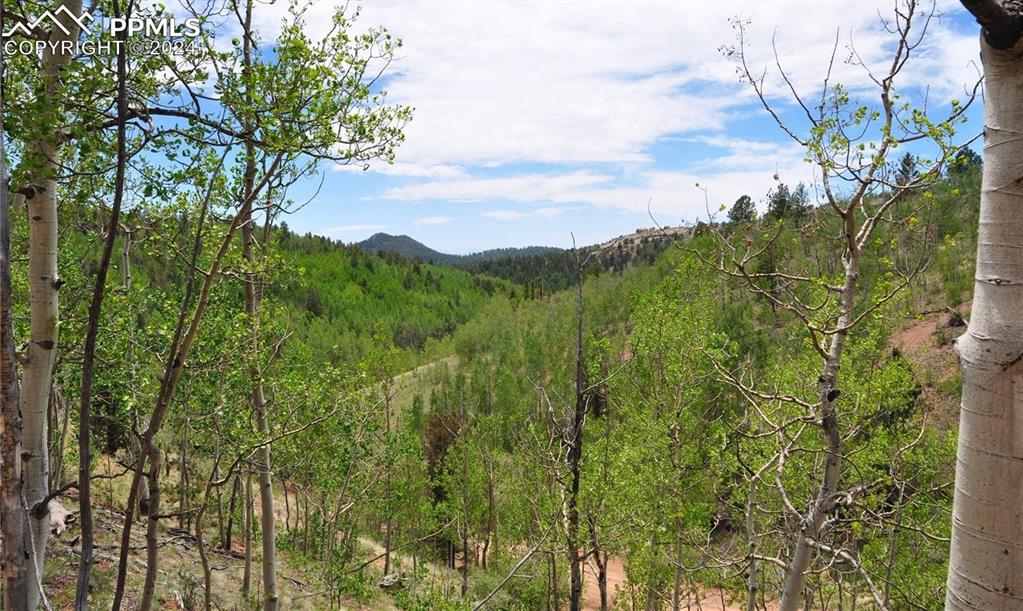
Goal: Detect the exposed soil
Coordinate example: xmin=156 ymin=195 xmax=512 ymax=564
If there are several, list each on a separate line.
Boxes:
xmin=581 ymin=556 xmax=778 ymax=611
xmin=890 ymin=302 xmax=970 ymax=430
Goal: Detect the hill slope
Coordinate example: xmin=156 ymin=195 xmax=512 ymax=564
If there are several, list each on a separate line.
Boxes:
xmin=358 ymin=232 xmax=562 ymax=265
xmin=273 ymin=230 xmax=516 ymax=368
xmin=358 ymin=233 xmax=454 ymax=264
xmin=358 ymin=227 xmax=688 ymax=293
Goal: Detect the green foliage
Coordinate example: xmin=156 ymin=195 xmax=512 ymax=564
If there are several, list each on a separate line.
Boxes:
xmin=266 ymin=230 xmax=516 ymax=368
xmin=368 ymin=168 xmax=980 ymax=608
xmin=32 ymin=164 xmax=981 ymax=607
xmin=359 ymin=232 xmax=562 ymax=266
xmin=897 ymin=151 xmax=918 ymax=186
xmin=465 ymin=236 xmax=675 ymax=291
xmin=765 ymin=182 xmax=810 ymax=221
xmin=728 ymin=194 xmax=756 ymax=224
xmin=948 ymin=147 xmax=981 ymax=176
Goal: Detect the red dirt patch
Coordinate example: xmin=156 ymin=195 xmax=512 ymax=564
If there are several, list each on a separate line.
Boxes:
xmin=582 ymin=557 xmax=778 ymax=611
xmin=890 ymin=302 xmax=970 ymax=429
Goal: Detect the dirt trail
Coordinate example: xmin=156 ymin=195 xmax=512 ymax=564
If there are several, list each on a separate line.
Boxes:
xmin=370 ymin=354 xmax=458 ymax=415
xmin=392 ymin=354 xmax=458 ymax=386
xmin=582 ymin=557 xmax=776 ymax=611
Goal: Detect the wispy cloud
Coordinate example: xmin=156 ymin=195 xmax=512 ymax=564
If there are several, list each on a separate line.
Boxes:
xmin=483 ymin=207 xmax=579 ymax=221
xmin=334 ymin=162 xmax=466 ymax=179
xmin=482 ymin=210 xmax=525 ymax=221
xmin=535 ymin=207 xmax=575 ymax=219
xmin=415 ymin=216 xmax=452 ymax=225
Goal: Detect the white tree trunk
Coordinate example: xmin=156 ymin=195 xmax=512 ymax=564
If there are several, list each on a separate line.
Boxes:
xmin=22 ymin=154 xmax=58 ymax=610
xmin=254 ymin=389 xmax=279 ymax=611
xmin=243 ymin=470 xmax=253 ymax=599
xmin=945 ymin=32 xmax=1023 ymax=611
xmin=21 ymin=4 xmax=83 ymax=606
xmin=779 ymin=253 xmax=859 ymax=610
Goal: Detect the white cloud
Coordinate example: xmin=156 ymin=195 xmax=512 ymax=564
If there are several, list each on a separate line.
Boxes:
xmin=415 ymin=216 xmax=453 ymax=225
xmin=682 ymin=136 xmax=807 ymax=174
xmin=482 ymin=207 xmax=578 ymax=221
xmin=235 ymin=1 xmax=980 ymax=240
xmin=382 ymin=136 xmax=814 ymax=219
xmin=384 ymin=171 xmax=614 ymax=203
xmin=482 ymin=210 xmax=525 ymax=221
xmin=334 ymin=162 xmax=467 ymax=179
xmin=239 ymin=0 xmax=976 ymax=170
xmin=568 ymin=165 xmax=818 ymax=222
xmin=535 ymin=207 xmax=575 ymax=219
xmin=384 ymin=152 xmax=815 ymax=224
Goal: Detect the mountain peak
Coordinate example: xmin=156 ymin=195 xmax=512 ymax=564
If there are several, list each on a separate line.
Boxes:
xmin=359 ymin=233 xmax=450 ymax=263
xmin=357 ymin=233 xmax=564 ymax=266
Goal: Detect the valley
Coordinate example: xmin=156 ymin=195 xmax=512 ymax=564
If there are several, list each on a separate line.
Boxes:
xmin=1 ymin=1 xmax=1014 ymax=609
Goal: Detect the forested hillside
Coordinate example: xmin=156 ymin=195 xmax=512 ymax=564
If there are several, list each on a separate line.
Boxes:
xmin=2 ymin=1 xmax=1020 ymax=611
xmin=358 ymin=232 xmax=562 ymax=266
xmin=368 ymin=164 xmax=981 ymax=610
xmin=273 ymin=229 xmax=516 ymax=368
xmin=357 ymin=230 xmax=676 ymax=294
xmin=461 ymin=232 xmax=676 ymax=295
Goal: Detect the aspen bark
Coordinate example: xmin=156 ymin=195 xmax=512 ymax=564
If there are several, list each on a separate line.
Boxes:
xmin=252 ymin=386 xmax=279 ymax=610
xmin=384 ymin=386 xmax=393 ymax=576
xmin=180 ymin=414 xmax=189 ymax=529
xmin=591 ymin=515 xmax=609 ymax=611
xmin=746 ymin=477 xmax=760 ymax=611
xmin=460 ymin=402 xmax=470 ymax=597
xmin=672 ymin=518 xmax=684 ymax=611
xmin=243 ymin=470 xmax=253 ymax=599
xmin=21 ymin=4 xmax=84 ymax=605
xmin=550 ymin=550 xmax=559 ymax=610
xmin=779 ymin=255 xmax=858 ymax=610
xmin=75 ymin=4 xmax=129 ymax=602
xmin=484 ymin=460 xmax=496 ymax=571
xmin=195 ymin=469 xmax=218 ymax=611
xmin=237 ymin=2 xmax=278 ymax=606
xmin=222 ymin=471 xmax=240 ymax=550
xmin=945 ymin=15 xmax=1023 ymax=609
xmin=139 ymin=449 xmax=163 ymax=611
xmin=567 ymin=253 xmax=588 ymax=611
xmin=284 ymin=480 xmax=291 ymax=535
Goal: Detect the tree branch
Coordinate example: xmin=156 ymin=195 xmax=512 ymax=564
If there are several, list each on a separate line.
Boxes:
xmin=960 ymin=0 xmax=1023 ymax=49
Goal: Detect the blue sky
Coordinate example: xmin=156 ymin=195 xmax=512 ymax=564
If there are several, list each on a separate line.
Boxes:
xmin=243 ymin=1 xmax=983 ymax=254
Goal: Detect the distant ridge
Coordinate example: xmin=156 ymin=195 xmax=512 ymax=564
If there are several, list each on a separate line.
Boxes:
xmin=356 ymin=226 xmax=689 ymax=291
xmin=358 ymin=233 xmax=453 ymax=263
xmin=358 ymin=233 xmax=563 ymax=265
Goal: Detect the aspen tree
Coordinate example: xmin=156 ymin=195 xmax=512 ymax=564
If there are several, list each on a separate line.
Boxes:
xmin=945 ymin=1 xmax=1023 ymax=608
